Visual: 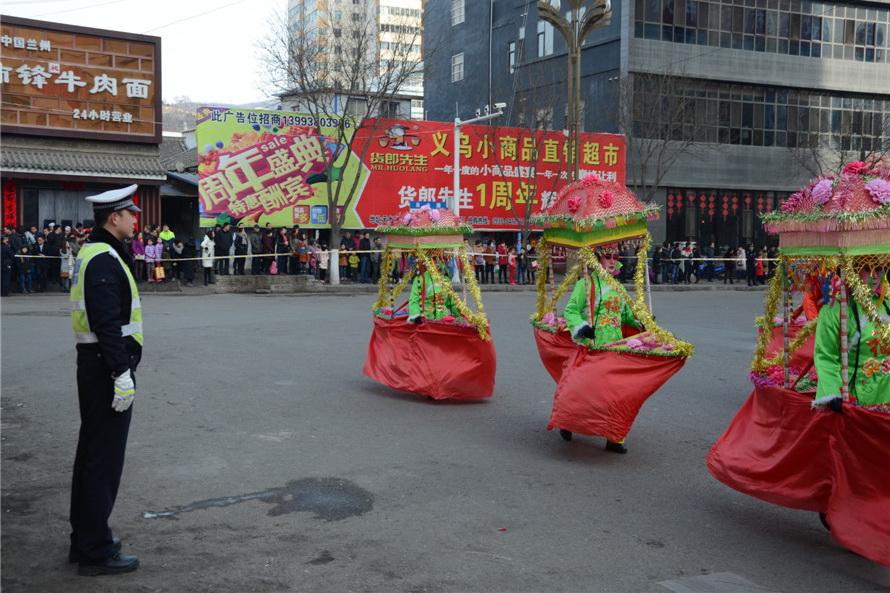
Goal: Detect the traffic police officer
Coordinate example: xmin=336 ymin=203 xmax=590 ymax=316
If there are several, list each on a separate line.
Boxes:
xmin=69 ymin=185 xmax=143 ymax=576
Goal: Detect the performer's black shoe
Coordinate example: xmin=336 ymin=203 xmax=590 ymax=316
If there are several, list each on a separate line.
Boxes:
xmin=69 ymin=538 xmax=122 ymax=563
xmin=819 ymin=513 xmax=831 ymax=532
xmin=559 ymin=429 xmax=573 ymax=441
xmin=605 ymin=440 xmax=628 ymax=454
xmin=78 ymin=552 xmax=139 ymax=576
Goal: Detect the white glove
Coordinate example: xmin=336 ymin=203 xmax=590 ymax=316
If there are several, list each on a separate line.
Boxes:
xmin=112 ymin=369 xmax=135 ymax=412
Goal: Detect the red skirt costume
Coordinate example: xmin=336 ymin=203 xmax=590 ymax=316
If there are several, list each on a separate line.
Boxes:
xmin=363 ymin=207 xmax=496 ymax=400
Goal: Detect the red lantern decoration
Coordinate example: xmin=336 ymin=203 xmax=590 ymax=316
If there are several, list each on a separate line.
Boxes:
xmin=688 ymin=192 xmax=696 ymax=207
xmin=744 ymin=192 xmax=752 ymax=210
xmin=756 ymin=194 xmax=765 ymax=213
xmin=722 ymin=193 xmax=730 ymax=221
xmin=667 ymin=191 xmax=675 ymax=219
xmin=731 ymin=193 xmax=739 ymax=214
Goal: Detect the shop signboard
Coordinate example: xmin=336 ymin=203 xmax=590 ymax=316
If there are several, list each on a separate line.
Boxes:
xmin=0 ymin=16 xmax=162 ymax=143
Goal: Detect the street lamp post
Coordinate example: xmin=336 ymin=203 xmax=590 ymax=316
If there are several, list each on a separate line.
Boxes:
xmin=450 ymin=108 xmax=503 ymax=285
xmin=537 ymin=0 xmax=611 ymax=183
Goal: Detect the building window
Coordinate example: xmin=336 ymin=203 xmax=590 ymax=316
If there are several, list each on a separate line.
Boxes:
xmin=630 ymin=76 xmax=890 ymax=151
xmin=451 ymin=0 xmax=465 ymax=26
xmin=379 ymin=101 xmax=400 ymax=119
xmin=346 ymin=97 xmax=367 ymax=117
xmin=633 ymin=0 xmax=889 ymax=64
xmin=508 ymin=41 xmax=516 ymax=73
xmin=537 ymin=21 xmax=554 ymax=57
xmin=451 ymin=53 xmax=464 ymax=82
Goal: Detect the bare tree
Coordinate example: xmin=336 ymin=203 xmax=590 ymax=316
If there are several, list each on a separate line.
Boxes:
xmin=594 ymin=71 xmax=716 ymax=204
xmin=482 ymin=80 xmax=568 ymax=249
xmin=258 ymin=2 xmax=426 ymax=282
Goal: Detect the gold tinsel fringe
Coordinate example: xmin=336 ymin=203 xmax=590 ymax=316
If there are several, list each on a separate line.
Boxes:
xmin=751 ymin=267 xmax=784 ymax=373
xmin=580 ymin=245 xmax=694 ymax=358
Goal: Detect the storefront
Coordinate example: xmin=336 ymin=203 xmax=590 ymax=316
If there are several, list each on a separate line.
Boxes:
xmin=662 ymin=188 xmax=788 ymax=249
xmin=1 ymin=16 xmax=165 ymax=231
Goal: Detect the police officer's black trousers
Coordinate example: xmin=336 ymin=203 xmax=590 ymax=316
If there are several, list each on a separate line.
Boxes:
xmin=70 ymin=348 xmax=132 ymax=563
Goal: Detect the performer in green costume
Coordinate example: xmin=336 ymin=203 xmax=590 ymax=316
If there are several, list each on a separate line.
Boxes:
xmin=407 ymin=263 xmax=459 ymax=323
xmin=814 ymin=265 xmax=890 ymax=409
xmin=560 ymin=249 xmax=643 ymax=452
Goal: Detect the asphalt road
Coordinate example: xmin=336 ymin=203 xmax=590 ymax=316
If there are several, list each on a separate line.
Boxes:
xmin=1 ymin=290 xmax=888 ymax=593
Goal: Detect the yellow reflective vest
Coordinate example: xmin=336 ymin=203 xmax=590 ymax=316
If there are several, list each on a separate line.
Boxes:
xmin=70 ymin=243 xmax=143 ymax=346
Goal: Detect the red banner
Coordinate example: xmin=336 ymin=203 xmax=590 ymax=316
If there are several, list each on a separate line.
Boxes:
xmin=3 ymin=180 xmax=17 ymax=228
xmin=196 ymin=108 xmax=625 ymax=231
xmin=352 ymin=120 xmax=625 ymax=230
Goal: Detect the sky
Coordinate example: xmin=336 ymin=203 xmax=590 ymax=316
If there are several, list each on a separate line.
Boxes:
xmin=2 ymin=0 xmax=283 ymax=105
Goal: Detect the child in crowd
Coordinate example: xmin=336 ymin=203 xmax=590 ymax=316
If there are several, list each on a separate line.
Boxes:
xmin=756 ymin=250 xmax=766 ymax=285
xmin=145 ymin=237 xmax=159 ymax=282
xmin=59 ymin=241 xmax=74 ymax=293
xmin=339 ymin=248 xmax=348 ymax=279
xmin=317 ymin=244 xmax=329 ymax=283
xmin=348 ymin=248 xmax=360 ymax=281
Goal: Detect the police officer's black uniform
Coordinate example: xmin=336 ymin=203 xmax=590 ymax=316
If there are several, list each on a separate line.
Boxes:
xmin=69 ymin=190 xmax=142 ymax=575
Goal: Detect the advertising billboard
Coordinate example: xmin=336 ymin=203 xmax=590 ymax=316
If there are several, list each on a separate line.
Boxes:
xmin=196 ymin=106 xmax=625 ymax=231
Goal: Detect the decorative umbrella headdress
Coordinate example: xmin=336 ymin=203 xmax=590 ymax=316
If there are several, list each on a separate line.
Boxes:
xmin=753 ymin=161 xmax=890 ymax=385
xmin=533 ymin=173 xmax=660 ymax=250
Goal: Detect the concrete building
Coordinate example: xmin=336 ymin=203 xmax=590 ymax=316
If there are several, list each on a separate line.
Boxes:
xmin=423 ymin=0 xmax=890 ymax=247
xmin=282 ymin=0 xmax=424 ymax=119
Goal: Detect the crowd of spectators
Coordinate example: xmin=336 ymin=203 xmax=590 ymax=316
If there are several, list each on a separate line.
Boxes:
xmin=649 ymin=240 xmax=777 ymax=286
xmin=1 ymin=221 xmax=776 ymax=297
xmin=1 ymin=223 xmax=546 ymax=295
xmin=2 ymin=222 xmax=88 ymax=296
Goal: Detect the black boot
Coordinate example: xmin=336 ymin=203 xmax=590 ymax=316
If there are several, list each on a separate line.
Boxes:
xmin=559 ymin=429 xmax=573 ymax=442
xmin=605 ymin=440 xmax=627 ymax=454
xmin=78 ymin=553 xmax=139 ymax=576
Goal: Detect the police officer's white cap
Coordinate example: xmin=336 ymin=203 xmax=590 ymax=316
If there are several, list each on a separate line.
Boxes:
xmin=86 ymin=184 xmax=141 ymax=213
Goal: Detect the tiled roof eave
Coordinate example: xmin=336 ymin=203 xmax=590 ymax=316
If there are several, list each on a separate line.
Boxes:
xmin=1 ymin=166 xmax=166 ymax=180
xmin=1 ymin=146 xmax=166 ymax=179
